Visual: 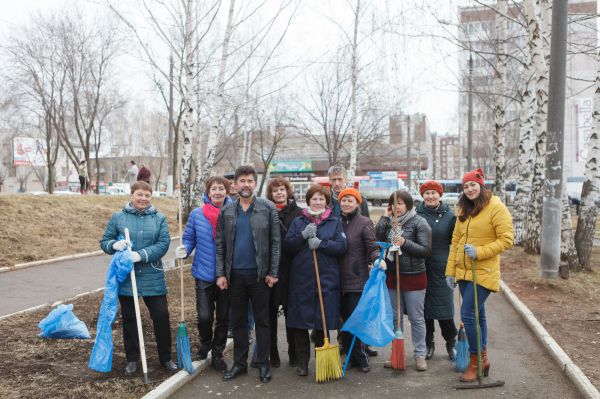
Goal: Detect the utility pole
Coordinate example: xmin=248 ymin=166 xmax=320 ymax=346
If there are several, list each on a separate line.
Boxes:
xmin=540 ymin=0 xmax=567 ymax=278
xmin=406 ymin=114 xmax=412 ymax=189
xmin=467 ymin=53 xmax=474 ymax=171
xmin=167 ymin=54 xmax=174 ymax=196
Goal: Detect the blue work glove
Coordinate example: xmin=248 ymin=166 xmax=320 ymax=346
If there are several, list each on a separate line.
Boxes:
xmin=464 ymin=244 xmax=477 ymax=259
xmin=446 ymin=276 xmax=456 ymax=289
xmin=301 ymin=223 xmax=317 ymax=239
xmin=308 ymin=237 xmax=322 ymax=250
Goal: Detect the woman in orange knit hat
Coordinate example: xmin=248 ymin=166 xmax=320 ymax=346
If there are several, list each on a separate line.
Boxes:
xmin=445 ymin=168 xmax=513 ymax=382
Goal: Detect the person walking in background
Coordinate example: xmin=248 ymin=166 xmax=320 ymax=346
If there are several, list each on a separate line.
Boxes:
xmin=127 ymin=161 xmax=139 ymax=187
xmin=416 ymin=180 xmax=458 ymax=361
xmin=78 ymin=160 xmax=88 ymax=195
xmin=283 ymin=184 xmax=347 ymax=377
xmin=445 ymin=168 xmax=513 ymax=383
xmin=265 ymin=177 xmax=303 ymax=367
xmin=137 ymin=163 xmax=151 ymax=184
xmin=216 ymin=165 xmax=280 ymax=384
xmin=175 ymin=176 xmax=232 ymax=372
xmin=376 ymin=190 xmax=432 ymax=371
xmin=337 ymin=188 xmax=379 ymax=373
xmin=99 ymin=181 xmax=177 ymax=375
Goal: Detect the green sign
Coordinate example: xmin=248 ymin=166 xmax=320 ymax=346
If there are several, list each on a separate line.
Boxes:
xmin=270 ymin=160 xmax=312 ymax=173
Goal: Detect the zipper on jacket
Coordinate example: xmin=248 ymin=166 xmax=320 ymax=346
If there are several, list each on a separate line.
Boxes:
xmin=462 ymin=216 xmax=471 ymax=282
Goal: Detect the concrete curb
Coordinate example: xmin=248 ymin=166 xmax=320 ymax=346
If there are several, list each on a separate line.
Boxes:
xmin=142 ymin=339 xmax=234 ymax=399
xmin=0 ymin=236 xmax=181 ymax=274
xmin=501 ymin=280 xmax=600 ymax=399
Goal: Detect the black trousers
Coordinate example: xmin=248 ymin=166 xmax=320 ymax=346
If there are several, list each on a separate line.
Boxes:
xmin=425 ymin=318 xmax=458 ymax=347
xmin=341 ymin=292 xmax=368 ymax=366
xmin=269 ymin=292 xmax=295 ymax=360
xmin=195 ymin=279 xmax=229 ymax=358
xmin=229 ymin=271 xmax=270 ymax=368
xmin=119 ymin=295 xmax=172 ymax=363
xmin=291 ymin=328 xmax=328 ymax=369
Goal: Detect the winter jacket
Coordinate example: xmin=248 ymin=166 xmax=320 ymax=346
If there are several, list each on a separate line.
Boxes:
xmin=137 ymin=166 xmax=151 ymax=184
xmin=375 ymin=214 xmax=432 ymax=275
xmin=416 ymin=202 xmax=456 ymax=320
xmin=100 ymin=203 xmax=170 ymax=296
xmin=445 ymin=195 xmax=513 ymax=293
xmin=331 ymin=191 xmax=370 ymax=218
xmin=273 ymin=199 xmax=303 ymax=308
xmin=216 ymin=197 xmax=280 ymax=281
xmin=284 ymin=211 xmax=347 ymax=330
xmin=182 ymin=194 xmax=232 ymax=283
xmin=339 ymin=209 xmax=379 ymax=293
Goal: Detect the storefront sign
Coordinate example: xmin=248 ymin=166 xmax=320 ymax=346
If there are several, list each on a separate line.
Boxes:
xmin=270 ymin=160 xmax=312 ymax=173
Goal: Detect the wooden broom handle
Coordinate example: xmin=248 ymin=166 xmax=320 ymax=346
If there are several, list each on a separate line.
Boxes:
xmin=392 ymin=191 xmax=401 ymax=330
xmin=312 ymin=249 xmax=328 ymax=338
xmin=178 ymin=189 xmax=185 ymax=322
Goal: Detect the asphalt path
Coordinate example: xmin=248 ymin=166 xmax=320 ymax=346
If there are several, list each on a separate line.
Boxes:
xmin=172 ymin=292 xmax=582 ymax=399
xmin=0 ymin=242 xmax=178 ymax=318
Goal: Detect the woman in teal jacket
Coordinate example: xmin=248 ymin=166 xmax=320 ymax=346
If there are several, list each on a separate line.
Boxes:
xmin=100 ymin=181 xmax=176 ymax=376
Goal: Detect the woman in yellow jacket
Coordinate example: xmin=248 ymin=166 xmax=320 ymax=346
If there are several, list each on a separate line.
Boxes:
xmin=445 ymin=168 xmax=513 ymax=382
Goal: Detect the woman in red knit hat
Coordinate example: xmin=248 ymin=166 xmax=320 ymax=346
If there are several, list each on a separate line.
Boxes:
xmin=416 ymin=180 xmax=458 ymax=362
xmin=445 ymin=168 xmax=513 ymax=382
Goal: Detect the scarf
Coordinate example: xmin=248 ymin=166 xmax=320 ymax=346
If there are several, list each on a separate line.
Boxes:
xmin=202 ymin=203 xmax=220 ymax=239
xmin=302 ymin=207 xmax=332 ymax=226
xmin=275 ymin=202 xmax=287 ymax=210
xmin=388 ymin=208 xmax=417 ymax=243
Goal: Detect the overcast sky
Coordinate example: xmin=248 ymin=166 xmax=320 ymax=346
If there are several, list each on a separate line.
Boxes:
xmin=1 ymin=0 xmax=466 ymax=135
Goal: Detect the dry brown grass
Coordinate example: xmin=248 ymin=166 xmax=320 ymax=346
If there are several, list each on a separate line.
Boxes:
xmin=0 ymin=195 xmax=178 ymax=267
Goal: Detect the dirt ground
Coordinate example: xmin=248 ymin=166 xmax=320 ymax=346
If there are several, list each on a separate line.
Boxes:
xmin=0 ymin=195 xmax=179 ymax=267
xmin=0 ymin=266 xmax=201 ymax=399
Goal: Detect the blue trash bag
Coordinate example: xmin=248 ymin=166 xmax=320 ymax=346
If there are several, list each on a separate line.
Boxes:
xmin=341 ymin=265 xmax=395 ymax=347
xmin=88 ymin=247 xmax=133 ymax=372
xmin=38 ymin=303 xmax=91 ymax=339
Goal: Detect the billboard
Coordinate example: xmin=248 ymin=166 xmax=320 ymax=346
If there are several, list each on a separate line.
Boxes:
xmin=13 ymin=137 xmax=47 ymax=167
xmin=270 ymin=160 xmax=312 ymax=173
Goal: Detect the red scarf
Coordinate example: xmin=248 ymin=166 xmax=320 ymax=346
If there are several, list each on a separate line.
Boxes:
xmin=301 ymin=207 xmax=332 ymax=226
xmin=202 ymin=203 xmax=221 ymax=238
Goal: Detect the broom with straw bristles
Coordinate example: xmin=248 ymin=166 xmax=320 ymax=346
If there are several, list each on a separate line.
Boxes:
xmin=390 ymin=191 xmax=405 ymax=370
xmin=176 ymin=187 xmax=194 ymax=374
xmin=312 ymin=249 xmax=342 ymax=383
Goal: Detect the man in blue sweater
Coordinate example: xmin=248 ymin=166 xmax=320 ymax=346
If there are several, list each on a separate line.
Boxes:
xmin=216 ymin=165 xmax=280 ymax=383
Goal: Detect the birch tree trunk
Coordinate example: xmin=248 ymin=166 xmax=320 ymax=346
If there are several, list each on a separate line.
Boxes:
xmin=574 ymin=52 xmax=600 ymax=271
xmin=196 ymin=0 xmax=236 ymax=200
xmin=493 ymin=0 xmax=507 ymax=202
xmin=560 ymin=188 xmax=578 ymax=272
xmin=524 ymin=0 xmax=549 ymax=254
xmin=513 ymin=53 xmax=536 ymax=244
xmin=180 ymin=0 xmax=196 ymax=213
xmin=347 ymin=0 xmax=360 ymax=186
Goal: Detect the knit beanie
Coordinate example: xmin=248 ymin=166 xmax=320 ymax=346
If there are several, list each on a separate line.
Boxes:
xmin=338 ymin=188 xmax=362 ymax=204
xmin=462 ymin=168 xmax=485 ymax=186
xmin=419 ymin=180 xmax=443 ymax=196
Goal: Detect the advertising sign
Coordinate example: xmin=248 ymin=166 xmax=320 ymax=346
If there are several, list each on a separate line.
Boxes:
xmin=270 ymin=160 xmax=312 ymax=173
xmin=368 ymin=171 xmax=397 ymax=180
xmin=13 ymin=137 xmax=46 ymax=167
xmin=576 ymin=98 xmax=593 ymax=162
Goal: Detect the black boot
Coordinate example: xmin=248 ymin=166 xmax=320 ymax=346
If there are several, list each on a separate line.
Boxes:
xmin=446 ymin=340 xmax=456 ymax=361
xmin=270 ymin=347 xmax=281 ymax=368
xmin=425 ymin=342 xmax=435 ymax=360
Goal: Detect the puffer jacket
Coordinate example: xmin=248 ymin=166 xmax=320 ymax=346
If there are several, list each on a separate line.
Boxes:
xmin=100 ymin=203 xmax=170 ymax=296
xmin=339 ymin=209 xmax=379 ymax=293
xmin=216 ymin=197 xmax=280 ymax=281
xmin=375 ymin=214 xmax=432 ymax=275
xmin=417 ymin=202 xmax=456 ymax=320
xmin=182 ymin=194 xmax=232 ymax=283
xmin=445 ymin=195 xmax=513 ymax=292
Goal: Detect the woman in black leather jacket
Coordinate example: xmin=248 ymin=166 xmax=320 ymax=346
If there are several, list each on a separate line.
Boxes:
xmin=375 ymin=190 xmax=432 ymax=371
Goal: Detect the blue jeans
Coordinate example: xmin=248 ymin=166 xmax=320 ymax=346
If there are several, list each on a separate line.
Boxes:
xmin=459 ymin=281 xmax=491 ymax=354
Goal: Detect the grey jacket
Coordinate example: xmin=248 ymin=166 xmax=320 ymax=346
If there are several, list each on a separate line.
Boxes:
xmin=216 ymin=197 xmax=281 ymax=281
xmin=375 ymin=214 xmax=432 ymax=275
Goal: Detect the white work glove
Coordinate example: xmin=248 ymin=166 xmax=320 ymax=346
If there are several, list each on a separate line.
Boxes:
xmin=131 ymin=251 xmax=142 ymax=263
xmin=112 ymin=240 xmax=128 ymax=251
xmin=175 ymin=245 xmax=187 ymax=259
xmin=446 ymin=276 xmax=456 ymax=289
xmin=374 ymin=259 xmax=387 ymax=270
xmin=308 ymin=237 xmax=322 ymax=250
xmin=301 ymin=223 xmax=318 ymax=239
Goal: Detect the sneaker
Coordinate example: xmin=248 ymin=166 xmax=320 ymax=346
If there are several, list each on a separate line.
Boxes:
xmin=415 ymin=356 xmax=427 ymax=371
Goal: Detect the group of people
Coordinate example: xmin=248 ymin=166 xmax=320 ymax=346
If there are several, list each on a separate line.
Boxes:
xmin=100 ymin=163 xmax=513 ymax=384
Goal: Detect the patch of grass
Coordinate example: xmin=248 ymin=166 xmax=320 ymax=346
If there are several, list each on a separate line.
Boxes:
xmin=0 ymin=195 xmax=178 ymax=267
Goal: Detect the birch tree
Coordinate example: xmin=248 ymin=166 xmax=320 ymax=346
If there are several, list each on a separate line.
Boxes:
xmin=492 ymin=0 xmax=507 ymax=201
xmin=574 ymin=52 xmax=600 ymax=271
xmin=347 ymin=0 xmax=361 ymax=186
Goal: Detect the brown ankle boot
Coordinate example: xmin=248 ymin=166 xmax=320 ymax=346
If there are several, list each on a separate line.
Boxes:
xmin=460 ymin=353 xmax=479 ymax=382
xmin=481 ymin=348 xmax=490 ymax=377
